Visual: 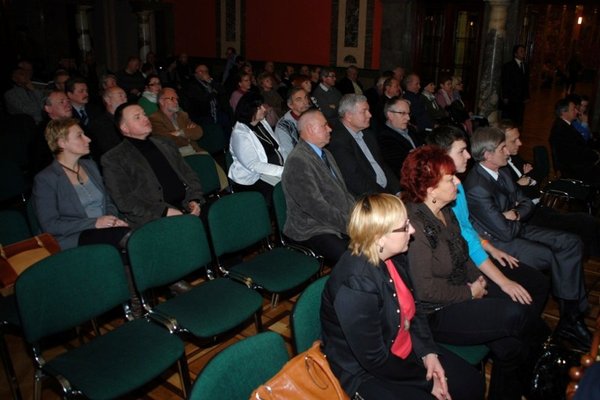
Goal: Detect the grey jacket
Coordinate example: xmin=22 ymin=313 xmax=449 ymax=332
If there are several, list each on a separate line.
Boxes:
xmin=33 ymin=159 xmax=118 ymax=249
xmin=101 ymin=136 xmax=204 ymax=228
xmin=282 ymin=139 xmax=356 ymax=241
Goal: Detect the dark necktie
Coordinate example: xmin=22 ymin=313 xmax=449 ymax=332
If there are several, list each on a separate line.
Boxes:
xmin=79 ymin=108 xmax=89 ymax=126
xmin=321 ymin=151 xmax=336 ymax=179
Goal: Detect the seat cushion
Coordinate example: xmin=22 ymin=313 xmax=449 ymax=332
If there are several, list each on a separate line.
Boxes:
xmin=155 ymin=278 xmax=263 ymax=338
xmin=232 ymin=248 xmax=320 ymax=293
xmin=44 ymin=318 xmax=184 ymax=400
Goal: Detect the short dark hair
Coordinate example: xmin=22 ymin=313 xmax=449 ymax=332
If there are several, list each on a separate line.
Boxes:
xmin=512 ymin=44 xmax=525 ymax=56
xmin=565 ymin=93 xmax=582 ymax=106
xmin=554 ymin=98 xmax=572 ymax=118
xmin=496 ymin=119 xmax=517 ymax=133
xmin=65 ymin=77 xmax=87 ymax=93
xmin=144 ymin=74 xmax=160 ymax=88
xmin=113 ymin=102 xmax=138 ymax=131
xmin=235 ymin=92 xmax=264 ymax=125
xmin=425 ymin=125 xmax=468 ymax=152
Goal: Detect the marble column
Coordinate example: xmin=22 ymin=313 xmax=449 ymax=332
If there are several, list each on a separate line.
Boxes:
xmin=136 ymin=10 xmax=153 ymax=62
xmin=478 ymin=0 xmax=511 ymax=124
xmin=75 ymin=5 xmax=93 ymax=58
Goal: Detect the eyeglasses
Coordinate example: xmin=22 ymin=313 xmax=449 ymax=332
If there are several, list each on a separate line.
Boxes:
xmin=388 ymin=110 xmax=410 ymax=116
xmin=326 ymin=74 xmax=336 ymax=78
xmin=163 ymin=97 xmax=179 ymax=102
xmin=391 ymin=219 xmax=411 ymax=233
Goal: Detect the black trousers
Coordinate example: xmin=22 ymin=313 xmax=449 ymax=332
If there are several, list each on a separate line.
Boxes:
xmin=298 ymin=233 xmax=349 ymax=266
xmin=78 ymin=227 xmax=131 ymax=249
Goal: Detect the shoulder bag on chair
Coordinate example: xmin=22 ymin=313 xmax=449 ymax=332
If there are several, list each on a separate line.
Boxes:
xmin=250 ymin=340 xmax=350 ymax=400
xmin=0 ymin=233 xmax=61 ymax=289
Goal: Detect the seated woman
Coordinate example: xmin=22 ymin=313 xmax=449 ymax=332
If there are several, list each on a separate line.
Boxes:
xmin=257 ymin=72 xmax=284 ymax=127
xmin=138 ymin=74 xmax=161 ymax=116
xmin=321 ymin=193 xmax=485 ymax=400
xmin=229 ymin=92 xmax=285 ymax=204
xmin=229 ymin=72 xmax=253 ymax=112
xmin=400 ymin=146 xmax=541 ymax=400
xmin=33 ymin=118 xmax=130 ymax=250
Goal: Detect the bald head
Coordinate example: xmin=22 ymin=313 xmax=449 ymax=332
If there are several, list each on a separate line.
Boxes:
xmin=299 ymin=110 xmax=331 ymax=148
xmin=102 ymin=86 xmax=127 ymax=114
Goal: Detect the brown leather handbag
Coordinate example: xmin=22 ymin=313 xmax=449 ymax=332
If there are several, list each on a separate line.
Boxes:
xmin=250 ymin=340 xmax=350 ymax=400
xmin=0 ymin=233 xmax=60 ymax=289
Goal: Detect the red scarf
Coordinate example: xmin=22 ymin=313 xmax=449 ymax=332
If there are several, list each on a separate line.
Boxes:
xmin=385 ymin=259 xmax=416 ymax=359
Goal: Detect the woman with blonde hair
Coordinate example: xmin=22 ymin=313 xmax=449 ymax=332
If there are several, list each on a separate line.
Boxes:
xmin=321 ymin=193 xmax=484 ymax=400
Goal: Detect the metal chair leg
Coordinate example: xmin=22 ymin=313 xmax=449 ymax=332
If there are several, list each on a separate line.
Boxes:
xmin=177 ymin=355 xmax=192 ymax=399
xmin=33 ymin=368 xmax=43 ymax=400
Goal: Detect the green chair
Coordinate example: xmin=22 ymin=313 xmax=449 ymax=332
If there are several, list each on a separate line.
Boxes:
xmin=197 ymin=122 xmax=226 ymax=155
xmin=291 ymin=276 xmax=329 ymax=354
xmin=438 ymin=343 xmax=489 ymax=366
xmin=208 ymin=192 xmax=320 ymax=307
xmin=189 ymin=331 xmax=289 ymax=400
xmin=0 ymin=209 xmax=31 ymax=245
xmin=15 ymin=244 xmax=191 ymax=400
xmin=184 ymin=153 xmax=222 ymax=197
xmin=126 ymin=214 xmax=264 ymax=338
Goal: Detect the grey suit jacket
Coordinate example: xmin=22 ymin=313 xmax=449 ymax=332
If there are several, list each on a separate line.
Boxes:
xmin=32 ymin=159 xmax=118 ymax=249
xmin=101 ymin=136 xmax=204 ymax=228
xmin=282 ymin=139 xmax=356 ymax=241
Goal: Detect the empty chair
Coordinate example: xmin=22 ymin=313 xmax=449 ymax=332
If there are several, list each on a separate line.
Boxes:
xmin=15 ymin=244 xmax=191 ymax=399
xmin=197 ymin=122 xmax=226 ymax=155
xmin=291 ymin=276 xmax=329 ymax=354
xmin=189 ymin=331 xmax=289 ymax=400
xmin=208 ymin=192 xmax=320 ymax=306
xmin=126 ymin=214 xmax=264 ymax=338
xmin=184 ymin=153 xmax=222 ymax=197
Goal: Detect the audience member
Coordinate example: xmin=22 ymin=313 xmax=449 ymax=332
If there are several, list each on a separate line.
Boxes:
xmin=100 ymin=73 xmax=118 ymax=93
xmin=378 ymin=97 xmax=423 ymax=178
xmin=464 ymin=127 xmax=591 ymax=350
xmin=309 ymin=65 xmax=321 ymax=92
xmin=312 ymin=67 xmax=342 ymax=123
xmin=401 ymin=145 xmax=543 ymax=400
xmin=328 ymin=94 xmax=400 ymax=196
xmin=101 ymin=102 xmax=204 ymax=228
xmin=257 ymin=72 xmax=284 ymax=127
xmin=229 ymin=72 xmax=252 ymax=112
xmin=49 ymin=69 xmax=70 ymax=92
xmin=336 ymin=65 xmax=363 ymax=95
xmin=228 ymin=92 xmax=284 ymax=204
xmin=402 ymin=73 xmax=433 ymax=133
xmin=115 ymin=56 xmax=145 ymax=101
xmin=566 ymin=93 xmax=593 ymax=144
xmin=183 ymin=64 xmax=230 ymax=130
xmin=4 ymin=66 xmax=44 ymax=123
xmin=321 ymin=193 xmax=484 ymax=400
xmin=87 ymin=86 xmax=126 ymax=163
xmin=33 ymin=118 xmax=129 ymax=250
xmin=138 ymin=74 xmax=162 ymax=116
xmin=435 ymin=75 xmax=454 ymax=109
xmin=281 ymin=109 xmax=355 ymax=264
xmin=274 ymin=87 xmax=310 ymax=159
xmin=501 ymin=45 xmax=529 ymax=125
xmin=421 ymin=77 xmax=448 ymax=125
xmin=66 ymin=77 xmax=99 ymax=128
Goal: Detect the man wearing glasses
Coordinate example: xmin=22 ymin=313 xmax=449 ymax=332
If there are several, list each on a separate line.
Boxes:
xmin=378 ymin=97 xmax=423 ymax=178
xmin=313 ymin=67 xmax=342 ymax=123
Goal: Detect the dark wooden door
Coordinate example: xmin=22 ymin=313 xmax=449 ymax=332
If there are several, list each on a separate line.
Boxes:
xmin=414 ymin=1 xmax=483 ymax=107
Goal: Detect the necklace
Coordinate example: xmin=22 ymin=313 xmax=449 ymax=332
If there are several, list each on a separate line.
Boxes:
xmin=60 ymin=162 xmax=84 ymax=185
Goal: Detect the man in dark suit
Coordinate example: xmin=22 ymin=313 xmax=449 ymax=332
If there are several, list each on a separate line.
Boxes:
xmin=401 ymin=73 xmax=433 ymax=133
xmin=282 ymin=109 xmax=356 ymax=264
xmin=327 ymin=94 xmax=400 ymax=197
xmin=549 ymin=98 xmax=600 ymax=183
xmin=501 ymin=44 xmax=529 ymax=126
xmin=377 ymin=97 xmax=423 ymax=179
xmin=66 ymin=77 xmax=100 ymax=129
xmin=464 ymin=127 xmax=591 ymax=350
xmin=336 ymin=65 xmax=364 ymax=95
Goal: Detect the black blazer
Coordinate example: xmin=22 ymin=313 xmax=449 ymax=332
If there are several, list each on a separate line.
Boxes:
xmin=327 ymin=120 xmax=401 ymax=196
xmin=504 ymin=156 xmax=540 ymax=200
xmin=336 ymin=77 xmax=364 ymax=95
xmin=549 ymin=118 xmax=599 ymax=181
xmin=501 ymin=59 xmax=529 ymax=102
xmin=378 ymin=124 xmax=423 ymax=179
xmin=463 ymin=164 xmax=535 ymax=242
xmin=321 ymin=252 xmax=437 ymax=396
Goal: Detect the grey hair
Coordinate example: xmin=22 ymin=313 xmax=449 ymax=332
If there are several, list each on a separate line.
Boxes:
xmin=470 ymin=127 xmax=505 ymax=162
xmin=338 ymin=94 xmax=368 ymax=118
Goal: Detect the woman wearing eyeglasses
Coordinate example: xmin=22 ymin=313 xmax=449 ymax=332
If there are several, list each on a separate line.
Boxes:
xmin=401 ymin=146 xmax=540 ymax=400
xmin=321 ymin=193 xmax=484 ymax=400
xmin=138 ymin=74 xmax=162 ymax=116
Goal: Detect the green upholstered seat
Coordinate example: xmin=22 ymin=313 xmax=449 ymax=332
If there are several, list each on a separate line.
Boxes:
xmin=0 ymin=209 xmax=31 ymax=245
xmin=184 ymin=153 xmax=221 ymax=196
xmin=190 ymin=331 xmax=289 ymax=400
xmin=15 ymin=244 xmax=190 ymax=400
xmin=438 ymin=343 xmax=489 ymax=366
xmin=126 ymin=214 xmax=263 ymax=338
xmin=208 ymin=192 xmax=320 ymax=297
xmin=291 ymin=276 xmax=329 ymax=354
xmin=197 ymin=122 xmax=226 ymax=154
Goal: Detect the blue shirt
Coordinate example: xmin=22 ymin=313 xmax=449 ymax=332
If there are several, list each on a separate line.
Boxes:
xmin=451 ymin=183 xmax=489 ymax=267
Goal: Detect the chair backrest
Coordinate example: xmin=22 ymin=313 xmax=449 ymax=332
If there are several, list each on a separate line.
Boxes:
xmin=189 ymin=331 xmax=289 ymax=400
xmin=208 ymin=192 xmax=272 ymax=257
xmin=127 ymin=215 xmax=212 ymax=292
xmin=15 ymin=244 xmax=128 ymax=343
xmin=197 ymin=122 xmax=226 ymax=154
xmin=0 ymin=159 xmax=28 ymax=203
xmin=272 ymin=182 xmax=286 ymax=238
xmin=291 ymin=276 xmax=329 ymax=354
xmin=184 ymin=153 xmax=221 ymax=195
xmin=532 ymin=145 xmax=550 ymax=180
xmin=0 ymin=209 xmax=32 ymax=245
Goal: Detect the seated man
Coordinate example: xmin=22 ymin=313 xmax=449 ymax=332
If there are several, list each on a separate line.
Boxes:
xmin=102 ymin=102 xmax=204 ymax=229
xmin=274 ymin=87 xmax=311 ymax=159
xmin=87 ymin=86 xmax=127 ymax=163
xmin=327 ymin=94 xmax=400 ymax=196
xmin=378 ymin=97 xmax=423 ymax=179
xmin=282 ymin=109 xmax=356 ymax=264
xmin=549 ymin=98 xmax=600 ymax=183
xmin=464 ymin=127 xmax=591 ymax=350
xmin=501 ymin=119 xmax=600 ymax=257
xmin=312 ymin=68 xmax=342 ymax=123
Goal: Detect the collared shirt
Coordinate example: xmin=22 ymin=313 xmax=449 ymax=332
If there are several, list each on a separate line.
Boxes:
xmin=479 ymin=163 xmax=499 ymax=180
xmin=319 ymin=82 xmax=331 ymax=92
xmin=506 ymin=157 xmax=522 ymax=178
xmin=345 ymin=124 xmax=387 ymax=188
xmin=385 ymin=121 xmax=416 ymax=148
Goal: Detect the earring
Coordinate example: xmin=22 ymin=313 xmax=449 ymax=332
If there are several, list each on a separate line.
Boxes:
xmin=432 ymin=197 xmax=437 ymax=204
xmin=379 ymin=245 xmax=384 ymax=253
